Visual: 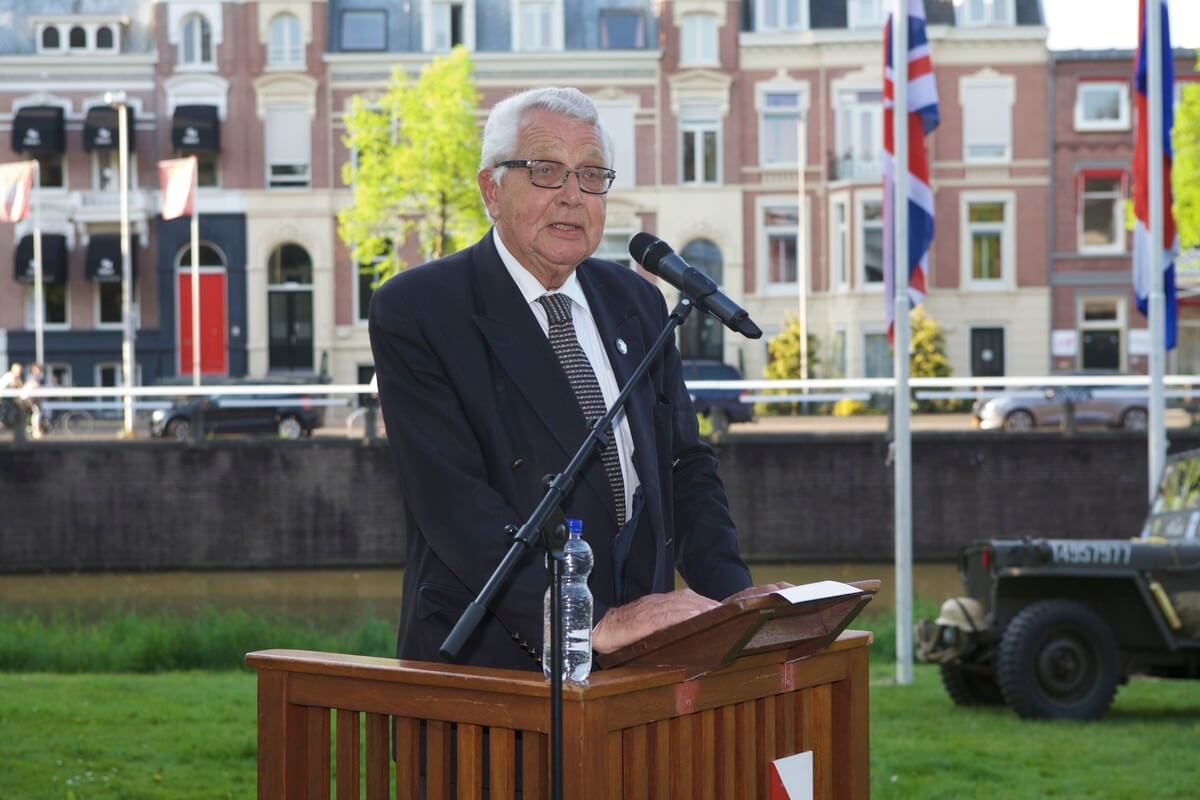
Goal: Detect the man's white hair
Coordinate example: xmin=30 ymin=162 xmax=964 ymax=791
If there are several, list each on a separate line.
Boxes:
xmin=480 ymin=87 xmax=614 ymax=184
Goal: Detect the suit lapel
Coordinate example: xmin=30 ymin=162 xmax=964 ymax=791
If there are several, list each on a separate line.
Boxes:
xmin=469 ymin=236 xmax=618 ymax=524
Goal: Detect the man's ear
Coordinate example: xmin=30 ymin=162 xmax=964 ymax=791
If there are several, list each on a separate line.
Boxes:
xmin=478 ymin=168 xmax=500 ymax=218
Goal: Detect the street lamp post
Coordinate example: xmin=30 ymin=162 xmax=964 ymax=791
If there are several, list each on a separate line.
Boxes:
xmin=105 ymin=90 xmax=135 ymax=437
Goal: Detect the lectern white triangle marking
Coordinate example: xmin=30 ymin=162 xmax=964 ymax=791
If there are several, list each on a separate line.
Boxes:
xmin=769 ymin=751 xmax=813 ymax=800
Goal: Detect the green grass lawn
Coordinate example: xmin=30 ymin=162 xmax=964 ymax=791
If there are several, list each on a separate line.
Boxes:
xmin=2 ymin=665 xmax=1198 ymax=799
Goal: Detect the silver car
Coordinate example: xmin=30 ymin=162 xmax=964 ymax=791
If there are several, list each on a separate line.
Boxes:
xmin=973 ymin=387 xmax=1148 ymax=432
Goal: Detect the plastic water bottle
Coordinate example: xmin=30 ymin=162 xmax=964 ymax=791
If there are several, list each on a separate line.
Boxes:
xmin=543 ymin=518 xmax=594 ymax=682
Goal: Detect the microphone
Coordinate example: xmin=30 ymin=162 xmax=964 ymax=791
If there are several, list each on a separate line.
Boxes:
xmin=629 ymin=233 xmax=762 ymax=339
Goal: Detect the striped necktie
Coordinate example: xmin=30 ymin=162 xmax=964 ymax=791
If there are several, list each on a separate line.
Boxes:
xmin=537 ymin=293 xmax=626 ymax=525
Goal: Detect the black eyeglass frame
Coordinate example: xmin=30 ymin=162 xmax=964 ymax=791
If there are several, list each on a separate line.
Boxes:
xmin=495 ymin=159 xmax=617 ymax=195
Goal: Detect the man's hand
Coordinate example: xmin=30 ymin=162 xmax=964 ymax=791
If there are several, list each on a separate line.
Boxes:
xmin=592 ymin=589 xmax=720 ymax=654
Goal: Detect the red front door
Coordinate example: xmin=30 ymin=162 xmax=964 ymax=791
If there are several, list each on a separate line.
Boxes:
xmin=177 ymin=271 xmax=228 ymax=375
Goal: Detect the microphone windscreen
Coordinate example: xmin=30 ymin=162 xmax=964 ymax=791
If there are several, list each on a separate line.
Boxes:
xmin=628 ymin=232 xmax=663 ymax=267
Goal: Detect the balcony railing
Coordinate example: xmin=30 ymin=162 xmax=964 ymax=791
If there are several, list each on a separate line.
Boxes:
xmin=832 ymin=157 xmax=882 ymax=182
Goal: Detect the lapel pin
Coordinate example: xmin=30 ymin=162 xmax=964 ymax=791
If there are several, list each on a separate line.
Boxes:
xmin=616 ymin=338 xmax=628 ymax=355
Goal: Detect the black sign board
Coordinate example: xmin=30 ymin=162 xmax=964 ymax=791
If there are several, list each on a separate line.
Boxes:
xmin=86 ymin=234 xmax=138 ymax=283
xmin=83 ymin=106 xmax=135 ymax=152
xmin=172 ymin=105 xmax=220 ymax=152
xmin=13 ymin=234 xmax=68 ymax=284
xmin=12 ymin=106 xmax=65 ymax=154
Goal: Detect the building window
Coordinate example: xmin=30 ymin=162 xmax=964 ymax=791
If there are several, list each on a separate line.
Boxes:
xmin=41 ymin=26 xmax=61 ymax=51
xmin=96 ymin=26 xmax=116 ymax=50
xmin=858 ymin=197 xmax=884 ymax=286
xmin=433 ymin=1 xmax=465 ymax=50
xmin=93 ymin=150 xmax=136 ymax=191
xmin=956 ymin=0 xmax=1013 ymax=26
xmin=761 ymin=203 xmax=799 ymax=288
xmin=756 ymin=0 xmax=805 ymax=32
xmin=848 ymin=0 xmax=884 ymax=29
xmin=831 ymin=198 xmax=849 ymax=289
xmin=69 ymin=26 xmax=87 ymax=49
xmin=181 ymin=14 xmax=213 ymax=64
xmin=266 ymin=106 xmax=311 ymax=188
xmin=831 ymin=328 xmax=847 ymax=378
xmin=595 ymin=230 xmax=633 ymax=268
xmin=97 ymin=282 xmax=124 ymax=327
xmin=35 ymin=155 xmax=66 ymax=189
xmin=594 ymin=100 xmax=635 ymax=189
xmin=680 ymin=14 xmax=717 ymax=66
xmin=96 ymin=362 xmax=141 ymax=387
xmin=680 ymin=107 xmax=720 ymax=185
xmin=1079 ymin=173 xmax=1125 ymax=253
xmin=1079 ymin=298 xmax=1122 ymax=371
xmin=357 ymin=263 xmax=386 ymax=323
xmin=759 ymin=90 xmax=803 ymax=167
xmin=513 ymin=0 xmax=561 ymax=51
xmin=835 ymin=89 xmax=883 ymax=180
xmin=962 ymin=196 xmax=1013 ymax=286
xmin=863 ymin=331 xmax=892 ymax=378
xmin=1075 ymin=82 xmax=1130 ymax=131
xmin=268 ymin=13 xmax=303 ymax=65
xmin=194 ymin=152 xmax=220 ymax=188
xmin=341 ymin=10 xmax=387 ymax=50
xmin=46 ymin=364 xmax=72 ymax=387
xmin=27 ymin=284 xmax=69 ymax=328
xmin=600 ymin=10 xmax=644 ymax=48
xmin=961 ymin=79 xmax=1013 ymax=163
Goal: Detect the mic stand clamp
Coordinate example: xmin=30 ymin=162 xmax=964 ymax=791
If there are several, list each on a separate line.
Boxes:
xmin=440 ymin=296 xmax=697 ymax=800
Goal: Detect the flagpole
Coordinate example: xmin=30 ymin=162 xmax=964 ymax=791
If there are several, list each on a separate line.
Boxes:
xmin=107 ymin=93 xmax=135 ymax=437
xmin=892 ymin=0 xmax=914 ymax=686
xmin=1147 ymin=0 xmax=1166 ymax=499
xmin=797 ymin=119 xmax=808 ymax=385
xmin=190 ymin=155 xmax=201 ymax=387
xmin=31 ymin=159 xmax=44 ymax=368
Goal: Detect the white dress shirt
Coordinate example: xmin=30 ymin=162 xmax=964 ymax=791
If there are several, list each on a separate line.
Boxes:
xmin=493 ymin=229 xmax=641 ymax=524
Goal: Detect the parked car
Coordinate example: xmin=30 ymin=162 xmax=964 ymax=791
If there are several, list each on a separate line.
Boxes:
xmin=681 ymin=360 xmax=753 ymax=424
xmin=150 ymin=394 xmax=324 ymax=441
xmin=916 ymin=448 xmax=1200 ymax=720
xmin=972 ymin=386 xmax=1147 ymax=432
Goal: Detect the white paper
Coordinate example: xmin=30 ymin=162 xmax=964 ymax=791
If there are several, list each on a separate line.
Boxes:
xmin=774 ymin=580 xmax=862 ymax=605
xmin=771 ymin=751 xmax=814 ymax=799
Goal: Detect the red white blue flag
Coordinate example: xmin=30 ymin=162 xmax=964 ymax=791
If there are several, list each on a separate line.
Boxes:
xmin=1132 ymin=0 xmax=1177 ymax=350
xmin=883 ymin=0 xmax=939 ymax=343
xmin=0 ymin=161 xmax=35 ymax=224
xmin=158 ymin=157 xmax=197 ymax=221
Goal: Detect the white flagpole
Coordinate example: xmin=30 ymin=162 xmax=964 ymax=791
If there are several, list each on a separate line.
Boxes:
xmin=111 ymin=96 xmax=135 ymax=437
xmin=31 ymin=159 xmax=44 ymax=368
xmin=1147 ymin=0 xmax=1167 ymax=499
xmin=892 ymin=0 xmax=914 ymax=686
xmin=190 ymin=156 xmax=201 ymax=387
xmin=797 ymin=119 xmax=808 ymax=384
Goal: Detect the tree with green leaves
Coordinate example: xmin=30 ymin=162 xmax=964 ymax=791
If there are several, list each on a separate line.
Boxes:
xmin=909 ymin=307 xmax=957 ymax=412
xmin=760 ymin=313 xmax=820 ymax=415
xmin=338 ymin=47 xmax=488 ymax=282
xmin=1174 ymin=74 xmax=1200 ymax=249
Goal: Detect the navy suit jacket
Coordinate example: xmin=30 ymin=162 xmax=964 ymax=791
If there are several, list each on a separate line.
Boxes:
xmin=368 ymin=231 xmax=751 ymax=670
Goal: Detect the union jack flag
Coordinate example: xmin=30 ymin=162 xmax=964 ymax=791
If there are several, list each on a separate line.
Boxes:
xmin=883 ymin=0 xmax=939 ymax=343
xmin=1132 ymin=0 xmax=1177 ymax=350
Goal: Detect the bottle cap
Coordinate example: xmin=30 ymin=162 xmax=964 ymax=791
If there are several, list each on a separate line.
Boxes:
xmin=567 ymin=517 xmax=583 ymax=538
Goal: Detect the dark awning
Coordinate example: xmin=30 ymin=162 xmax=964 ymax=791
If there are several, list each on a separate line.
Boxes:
xmin=172 ymin=105 xmax=220 ymax=152
xmin=83 ymin=105 xmax=135 ymax=152
xmin=14 ymin=234 xmax=68 ymax=284
xmin=86 ymin=234 xmax=138 ymax=283
xmin=12 ymin=106 xmax=65 ymax=154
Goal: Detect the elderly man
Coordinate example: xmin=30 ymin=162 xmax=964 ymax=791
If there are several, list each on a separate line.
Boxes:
xmin=369 ymin=87 xmax=752 ymax=670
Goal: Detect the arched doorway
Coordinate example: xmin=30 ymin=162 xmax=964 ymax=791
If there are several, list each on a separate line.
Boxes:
xmin=176 ymin=242 xmax=228 ymax=375
xmin=677 ymin=239 xmax=724 ymax=362
xmin=267 ymin=243 xmax=313 ymax=372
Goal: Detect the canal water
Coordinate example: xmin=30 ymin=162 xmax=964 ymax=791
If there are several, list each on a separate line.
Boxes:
xmin=0 ymin=563 xmax=962 ymax=625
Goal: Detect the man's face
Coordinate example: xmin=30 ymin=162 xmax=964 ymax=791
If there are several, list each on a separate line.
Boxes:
xmin=479 ymin=109 xmax=607 ymax=290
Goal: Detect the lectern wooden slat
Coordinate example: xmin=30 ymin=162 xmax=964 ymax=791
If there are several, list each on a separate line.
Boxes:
xmin=246 ymin=629 xmax=870 ymax=799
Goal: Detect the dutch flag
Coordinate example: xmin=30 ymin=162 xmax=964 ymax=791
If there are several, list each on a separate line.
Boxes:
xmin=1132 ymin=0 xmax=1177 ymax=351
xmin=883 ymin=0 xmax=939 ymax=343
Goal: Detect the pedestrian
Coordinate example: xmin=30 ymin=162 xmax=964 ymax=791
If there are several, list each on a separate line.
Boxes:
xmin=0 ymin=363 xmax=22 ymax=430
xmin=21 ymin=364 xmax=46 ymax=438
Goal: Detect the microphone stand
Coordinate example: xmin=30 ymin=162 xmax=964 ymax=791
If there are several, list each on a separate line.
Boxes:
xmin=440 ymin=295 xmax=698 ymax=800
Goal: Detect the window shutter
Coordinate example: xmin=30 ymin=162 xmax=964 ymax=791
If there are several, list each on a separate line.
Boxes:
xmin=266 ymin=107 xmax=310 ymax=166
xmin=963 ymin=82 xmax=1011 ymax=160
xmin=595 ymin=102 xmax=635 ymax=189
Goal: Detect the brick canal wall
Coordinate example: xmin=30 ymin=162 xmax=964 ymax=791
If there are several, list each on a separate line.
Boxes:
xmin=1 ymin=432 xmax=1193 ymax=572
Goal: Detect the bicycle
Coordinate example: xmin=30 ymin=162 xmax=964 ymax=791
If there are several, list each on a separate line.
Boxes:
xmin=345 ymin=405 xmax=386 ymax=439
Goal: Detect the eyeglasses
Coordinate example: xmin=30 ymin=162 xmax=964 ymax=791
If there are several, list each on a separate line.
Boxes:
xmin=496 ymin=160 xmax=616 ymax=195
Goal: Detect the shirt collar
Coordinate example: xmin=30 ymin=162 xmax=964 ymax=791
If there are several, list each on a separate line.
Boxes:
xmin=493 ymin=228 xmax=590 ymax=316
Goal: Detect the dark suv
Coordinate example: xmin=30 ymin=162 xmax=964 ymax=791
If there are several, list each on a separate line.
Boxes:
xmin=681 ymin=360 xmax=753 ymax=425
xmin=917 ymin=449 xmax=1200 ymax=719
xmin=150 ymin=394 xmax=325 ymax=440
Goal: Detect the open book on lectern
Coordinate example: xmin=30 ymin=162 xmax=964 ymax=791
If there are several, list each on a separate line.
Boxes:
xmin=594 ymin=579 xmax=879 ymax=679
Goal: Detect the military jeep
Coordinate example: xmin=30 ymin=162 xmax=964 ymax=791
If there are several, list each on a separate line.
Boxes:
xmin=916 ymin=449 xmax=1200 ymax=720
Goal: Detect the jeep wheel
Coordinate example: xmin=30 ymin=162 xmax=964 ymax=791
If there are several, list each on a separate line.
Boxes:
xmin=940 ymin=663 xmax=1004 ymax=706
xmin=997 ymin=599 xmax=1119 ymax=720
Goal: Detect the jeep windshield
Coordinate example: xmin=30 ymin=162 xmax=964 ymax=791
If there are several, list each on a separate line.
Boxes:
xmin=1143 ymin=452 xmax=1200 ymax=540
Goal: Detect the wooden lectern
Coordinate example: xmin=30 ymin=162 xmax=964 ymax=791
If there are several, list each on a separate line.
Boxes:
xmin=246 ymin=582 xmax=875 ymax=799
